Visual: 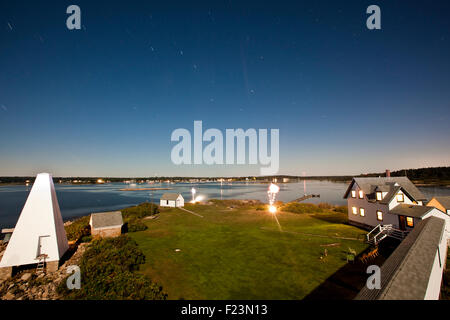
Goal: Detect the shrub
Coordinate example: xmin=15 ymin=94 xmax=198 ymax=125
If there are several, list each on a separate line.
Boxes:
xmin=65 ymin=216 xmax=91 ymax=242
xmin=58 ymin=235 xmax=167 ymax=300
xmin=318 ymin=203 xmax=333 ymax=210
xmin=280 ymin=202 xmax=326 ymax=214
xmin=121 ymin=202 xmax=159 ymax=233
xmin=334 ymin=205 xmax=347 ymax=213
xmin=126 ymin=220 xmax=148 ymax=232
xmin=122 ymin=202 xmax=159 ymax=219
xmin=80 ymin=235 xmax=92 ymax=243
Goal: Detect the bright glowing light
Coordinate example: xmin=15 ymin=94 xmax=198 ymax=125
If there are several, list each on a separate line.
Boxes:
xmin=269 ymin=183 xmax=280 ymax=194
xmin=190 ymin=195 xmax=204 ymax=204
xmin=191 ymin=188 xmax=196 ymax=195
xmin=267 ymin=183 xmax=280 ymax=207
xmin=269 ymin=205 xmax=277 ymax=214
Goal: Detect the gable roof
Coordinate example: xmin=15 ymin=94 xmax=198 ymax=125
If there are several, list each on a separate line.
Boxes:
xmin=343 ymin=177 xmax=427 ymax=202
xmin=0 ymin=173 xmax=68 ymax=267
xmin=355 ymin=216 xmax=445 ymax=300
xmin=161 ymin=193 xmax=182 ymax=201
xmin=90 ymin=211 xmax=123 ymax=229
xmin=389 ymin=204 xmax=434 ymax=218
xmin=431 ymin=196 xmax=450 ymax=210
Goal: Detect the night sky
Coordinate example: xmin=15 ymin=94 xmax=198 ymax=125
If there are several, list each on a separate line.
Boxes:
xmin=1 ymin=1 xmax=449 ymax=177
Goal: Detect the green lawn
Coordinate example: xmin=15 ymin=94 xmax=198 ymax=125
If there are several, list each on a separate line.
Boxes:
xmin=129 ymin=201 xmax=368 ymax=300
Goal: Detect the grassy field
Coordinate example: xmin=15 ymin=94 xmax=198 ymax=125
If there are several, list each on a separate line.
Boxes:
xmin=129 ymin=200 xmax=368 ymax=300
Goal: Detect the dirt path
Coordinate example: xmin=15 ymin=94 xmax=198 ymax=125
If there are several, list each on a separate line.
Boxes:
xmin=178 ymin=207 xmax=204 ymax=218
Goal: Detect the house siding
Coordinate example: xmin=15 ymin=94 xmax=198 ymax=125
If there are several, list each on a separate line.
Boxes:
xmin=347 ymin=184 xmax=394 ymax=228
xmin=425 ymin=230 xmax=448 ymax=299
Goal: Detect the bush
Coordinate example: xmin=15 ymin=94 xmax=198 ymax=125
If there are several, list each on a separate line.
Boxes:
xmin=126 ymin=220 xmax=148 ymax=232
xmin=80 ymin=235 xmax=92 ymax=243
xmin=280 ymin=203 xmax=326 ymax=214
xmin=121 ymin=202 xmax=159 ymax=233
xmin=65 ymin=216 xmax=91 ymax=242
xmin=318 ymin=203 xmax=333 ymax=210
xmin=122 ymin=202 xmax=159 ymax=219
xmin=58 ymin=235 xmax=167 ymax=300
xmin=334 ymin=205 xmax=347 ymax=213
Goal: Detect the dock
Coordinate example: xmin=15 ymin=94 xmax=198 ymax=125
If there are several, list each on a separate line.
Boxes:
xmin=292 ymin=194 xmax=320 ymax=202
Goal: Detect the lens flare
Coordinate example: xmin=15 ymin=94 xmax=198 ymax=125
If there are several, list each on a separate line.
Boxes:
xmin=269 ymin=205 xmax=277 ymax=214
xmin=269 ymin=183 xmax=280 ymax=194
xmin=190 ymin=195 xmax=204 ymax=203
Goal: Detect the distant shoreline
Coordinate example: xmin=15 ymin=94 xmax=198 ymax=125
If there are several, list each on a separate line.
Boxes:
xmin=119 ymin=187 xmax=173 ymax=191
xmin=0 ymin=179 xmax=449 ymax=188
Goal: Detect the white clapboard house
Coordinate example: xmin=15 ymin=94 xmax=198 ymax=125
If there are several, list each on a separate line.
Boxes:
xmin=160 ymin=193 xmax=184 ymax=207
xmin=0 ymin=173 xmax=69 ymax=279
xmin=346 ymin=171 xmax=450 ymax=300
xmin=344 ymin=172 xmax=450 ymax=241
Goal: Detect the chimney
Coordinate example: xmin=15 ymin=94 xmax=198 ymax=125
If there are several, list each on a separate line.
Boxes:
xmin=386 ymin=169 xmax=391 ymax=177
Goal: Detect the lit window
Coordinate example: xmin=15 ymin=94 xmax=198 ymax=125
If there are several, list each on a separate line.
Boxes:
xmin=352 ymin=207 xmax=357 ymax=215
xmin=376 ymin=192 xmax=382 ymax=201
xmin=359 ymin=208 xmax=365 ymax=217
xmin=406 ymin=217 xmax=414 ymax=227
xmin=396 ymin=194 xmax=404 ymax=202
xmin=358 ymin=190 xmax=364 ymax=199
xmin=376 ymin=211 xmax=383 ymax=221
xmin=351 ymin=190 xmax=356 ymax=198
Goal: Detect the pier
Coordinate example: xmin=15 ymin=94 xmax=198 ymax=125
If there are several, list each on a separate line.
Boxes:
xmin=292 ymin=194 xmax=320 ymax=202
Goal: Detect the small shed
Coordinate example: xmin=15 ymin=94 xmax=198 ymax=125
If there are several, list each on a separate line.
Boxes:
xmin=90 ymin=211 xmax=123 ymax=238
xmin=160 ymin=193 xmax=184 ymax=207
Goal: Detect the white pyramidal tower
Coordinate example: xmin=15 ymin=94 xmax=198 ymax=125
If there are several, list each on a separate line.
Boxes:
xmin=0 ymin=173 xmax=68 ymax=270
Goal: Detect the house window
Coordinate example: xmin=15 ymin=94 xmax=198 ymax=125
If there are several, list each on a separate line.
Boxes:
xmin=376 ymin=211 xmax=383 ymax=221
xmin=351 ymin=190 xmax=356 ymax=198
xmin=376 ymin=192 xmax=382 ymax=201
xmin=359 ymin=208 xmax=365 ymax=217
xmin=352 ymin=207 xmax=357 ymax=215
xmin=358 ymin=190 xmax=364 ymax=199
xmin=396 ymin=194 xmax=404 ymax=202
xmin=406 ymin=217 xmax=414 ymax=227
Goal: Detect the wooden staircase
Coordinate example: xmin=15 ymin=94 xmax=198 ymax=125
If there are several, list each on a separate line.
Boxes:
xmin=366 ymin=224 xmax=409 ymax=246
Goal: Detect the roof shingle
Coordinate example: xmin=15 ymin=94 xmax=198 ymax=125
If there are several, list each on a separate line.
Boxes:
xmin=90 ymin=211 xmax=123 ymax=229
